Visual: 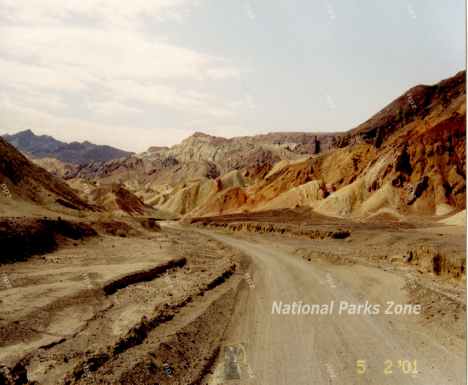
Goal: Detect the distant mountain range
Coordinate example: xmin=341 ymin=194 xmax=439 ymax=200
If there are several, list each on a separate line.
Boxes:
xmin=2 ymin=130 xmax=132 ymax=165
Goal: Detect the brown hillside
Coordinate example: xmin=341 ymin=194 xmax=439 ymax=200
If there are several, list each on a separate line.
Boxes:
xmin=183 ymin=71 xmax=466 ymax=218
xmin=0 ymin=138 xmax=94 ymax=214
xmin=86 ymin=183 xmax=167 ymax=217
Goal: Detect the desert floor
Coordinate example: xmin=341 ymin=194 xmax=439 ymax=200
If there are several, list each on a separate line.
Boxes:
xmin=0 ymin=217 xmax=465 ymax=385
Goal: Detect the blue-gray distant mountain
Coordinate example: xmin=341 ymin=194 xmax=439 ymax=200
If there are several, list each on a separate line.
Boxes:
xmin=2 ymin=130 xmax=132 ymax=165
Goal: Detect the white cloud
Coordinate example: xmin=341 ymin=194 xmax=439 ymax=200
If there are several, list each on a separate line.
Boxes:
xmin=0 ymin=1 xmax=249 ymax=149
xmin=1 ymin=85 xmax=67 ymax=113
xmin=244 ymin=2 xmax=256 ymax=21
xmin=0 ymin=1 xmax=199 ymax=27
xmin=87 ymin=100 xmax=143 ymax=119
xmin=107 ymin=79 xmax=237 ymax=118
xmin=0 ymin=95 xmax=162 ymax=150
xmin=229 ymin=94 xmax=256 ymax=111
xmin=0 ymin=57 xmax=90 ymax=92
xmin=0 ymin=25 xmax=241 ymax=84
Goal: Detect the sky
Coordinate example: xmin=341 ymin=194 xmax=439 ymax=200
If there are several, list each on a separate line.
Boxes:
xmin=0 ymin=0 xmax=465 ymax=152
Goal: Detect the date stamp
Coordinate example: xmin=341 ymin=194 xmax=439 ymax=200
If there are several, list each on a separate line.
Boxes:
xmin=357 ymin=359 xmax=418 ymax=376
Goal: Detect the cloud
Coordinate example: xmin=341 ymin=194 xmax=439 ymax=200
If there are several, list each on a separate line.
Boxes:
xmin=106 ymin=79 xmax=238 ymax=118
xmin=87 ymin=100 xmax=143 ymax=119
xmin=0 ymin=94 xmax=162 ymax=150
xmin=0 ymin=0 xmax=199 ymax=27
xmin=0 ymin=57 xmax=90 ymax=92
xmin=1 ymin=85 xmax=67 ymax=112
xmin=244 ymin=2 xmax=256 ymax=21
xmin=0 ymin=25 xmax=240 ymax=82
xmin=0 ymin=1 xmax=248 ymax=149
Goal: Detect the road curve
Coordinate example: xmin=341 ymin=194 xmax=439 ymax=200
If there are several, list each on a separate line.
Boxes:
xmin=201 ymin=230 xmax=465 ymax=385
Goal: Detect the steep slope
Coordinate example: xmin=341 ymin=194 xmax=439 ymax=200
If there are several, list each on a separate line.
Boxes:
xmin=156 ymin=131 xmax=319 ymax=174
xmin=0 ymin=137 xmax=94 ymax=215
xmin=3 ymin=130 xmax=132 ymax=165
xmin=145 ymin=170 xmax=250 ymax=216
xmin=184 ymin=71 xmax=466 ymax=218
xmin=65 ymin=131 xmax=336 ymax=208
xmin=67 ymin=130 xmax=345 ymax=185
xmin=64 ymin=71 xmax=465 ymax=220
xmin=31 ymin=157 xmax=78 ymax=178
xmin=440 ymin=209 xmax=466 ymax=226
xmin=83 ymin=183 xmax=169 ymax=217
xmin=149 ymin=178 xmax=217 ymax=215
xmin=348 ymin=70 xmax=466 ymax=146
xmin=313 ymin=77 xmax=466 ymax=218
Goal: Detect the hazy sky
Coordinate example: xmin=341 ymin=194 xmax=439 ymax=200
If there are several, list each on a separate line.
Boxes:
xmin=0 ymin=0 xmax=465 ymax=152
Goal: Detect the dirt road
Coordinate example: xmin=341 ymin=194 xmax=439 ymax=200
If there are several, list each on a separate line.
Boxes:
xmin=199 ymin=230 xmax=465 ymax=385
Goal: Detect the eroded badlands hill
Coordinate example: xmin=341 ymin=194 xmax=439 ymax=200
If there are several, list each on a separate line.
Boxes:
xmin=0 ymin=137 xmax=94 ymax=216
xmin=48 ymin=71 xmax=466 ymax=219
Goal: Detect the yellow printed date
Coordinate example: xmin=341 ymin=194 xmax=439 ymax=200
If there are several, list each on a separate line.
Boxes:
xmin=356 ymin=359 xmax=418 ymax=376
